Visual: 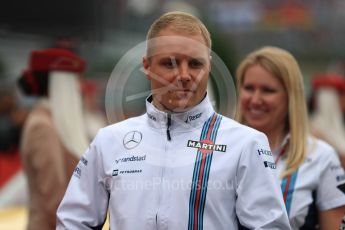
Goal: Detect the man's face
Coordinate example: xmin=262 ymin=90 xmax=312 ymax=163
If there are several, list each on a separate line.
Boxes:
xmin=143 ymin=27 xmax=211 ymax=112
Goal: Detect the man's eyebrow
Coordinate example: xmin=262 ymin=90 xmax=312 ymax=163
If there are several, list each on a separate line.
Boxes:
xmin=158 ymin=56 xmax=174 ymax=61
xmin=190 ymin=57 xmax=208 ymax=63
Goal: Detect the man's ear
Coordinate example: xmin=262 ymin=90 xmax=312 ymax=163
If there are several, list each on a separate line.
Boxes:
xmin=143 ymin=56 xmax=151 ymax=80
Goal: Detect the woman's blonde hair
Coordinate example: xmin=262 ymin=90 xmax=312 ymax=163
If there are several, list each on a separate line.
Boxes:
xmin=146 ymin=11 xmax=211 ymax=57
xmin=235 ymin=46 xmax=309 ymax=177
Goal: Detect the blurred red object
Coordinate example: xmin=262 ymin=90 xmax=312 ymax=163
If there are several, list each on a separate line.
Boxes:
xmin=0 ymin=149 xmax=22 ymax=188
xmin=312 ymin=73 xmax=345 ymax=93
xmin=81 ymin=79 xmax=98 ymax=97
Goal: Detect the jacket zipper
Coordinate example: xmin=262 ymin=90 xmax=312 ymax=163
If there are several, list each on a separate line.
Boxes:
xmin=166 ymin=114 xmax=171 ymax=141
xmin=156 ymin=214 xmax=158 ymax=229
xmin=156 ymin=113 xmax=171 ymax=229
xmin=157 ymin=116 xmax=170 ymax=228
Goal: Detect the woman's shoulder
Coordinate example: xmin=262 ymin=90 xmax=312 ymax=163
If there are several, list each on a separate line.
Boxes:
xmin=307 ymin=136 xmax=338 ymax=162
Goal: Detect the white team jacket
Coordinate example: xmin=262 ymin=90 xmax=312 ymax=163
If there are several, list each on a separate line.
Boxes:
xmin=274 ymin=135 xmax=345 ymax=229
xmin=57 ymin=96 xmax=291 ymax=230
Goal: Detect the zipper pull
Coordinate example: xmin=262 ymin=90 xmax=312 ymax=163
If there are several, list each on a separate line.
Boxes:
xmin=166 ymin=114 xmax=171 ymax=141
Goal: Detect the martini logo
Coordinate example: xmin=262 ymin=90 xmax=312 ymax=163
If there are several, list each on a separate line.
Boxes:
xmin=187 ymin=139 xmax=227 ymax=154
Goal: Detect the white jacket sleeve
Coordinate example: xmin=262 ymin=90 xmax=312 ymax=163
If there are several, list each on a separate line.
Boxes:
xmin=316 ymin=146 xmax=345 ymax=211
xmin=56 ymin=133 xmax=109 ymax=230
xmin=235 ymin=132 xmax=291 ymax=230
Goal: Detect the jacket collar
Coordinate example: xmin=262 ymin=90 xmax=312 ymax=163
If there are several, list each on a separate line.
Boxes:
xmin=145 ymin=95 xmax=215 ymax=131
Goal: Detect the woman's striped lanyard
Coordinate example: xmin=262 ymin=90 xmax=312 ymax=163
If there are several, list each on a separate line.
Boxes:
xmin=275 ymin=142 xmax=299 ymax=216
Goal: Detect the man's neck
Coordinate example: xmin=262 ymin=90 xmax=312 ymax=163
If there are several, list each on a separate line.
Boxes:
xmin=152 ymin=98 xmax=174 ymax=113
xmin=152 ymin=98 xmax=191 ymax=113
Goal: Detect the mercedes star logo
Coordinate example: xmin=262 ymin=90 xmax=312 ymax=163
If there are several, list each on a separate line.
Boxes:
xmin=123 ymin=131 xmax=142 ymax=149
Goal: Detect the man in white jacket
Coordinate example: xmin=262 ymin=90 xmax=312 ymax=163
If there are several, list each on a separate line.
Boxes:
xmin=57 ymin=11 xmax=291 ymax=230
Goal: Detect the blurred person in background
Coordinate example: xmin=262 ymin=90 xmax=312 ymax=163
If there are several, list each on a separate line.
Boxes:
xmin=0 ymin=83 xmax=28 ymax=208
xmin=0 ymin=86 xmax=22 ymax=153
xmin=81 ymin=79 xmax=107 ymax=139
xmin=17 ymin=48 xmax=89 ymax=230
xmin=309 ymin=74 xmax=345 ymax=169
xmin=57 ymin=11 xmax=291 ymax=229
xmin=236 ymin=46 xmax=345 ymax=229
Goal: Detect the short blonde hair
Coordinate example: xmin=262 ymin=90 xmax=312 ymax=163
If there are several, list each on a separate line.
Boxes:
xmin=236 ymin=46 xmax=309 ymax=178
xmin=146 ymin=11 xmax=211 ymax=56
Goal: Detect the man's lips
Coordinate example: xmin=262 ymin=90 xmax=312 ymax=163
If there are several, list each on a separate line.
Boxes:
xmin=169 ymin=89 xmax=194 ymax=93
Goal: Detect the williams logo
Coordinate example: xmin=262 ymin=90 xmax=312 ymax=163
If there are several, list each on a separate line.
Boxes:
xmin=187 ymin=140 xmax=227 ymax=154
xmin=123 ymin=131 xmax=142 ymax=149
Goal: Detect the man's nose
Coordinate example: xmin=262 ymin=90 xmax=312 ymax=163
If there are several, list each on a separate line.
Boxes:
xmin=178 ymin=62 xmax=192 ymax=82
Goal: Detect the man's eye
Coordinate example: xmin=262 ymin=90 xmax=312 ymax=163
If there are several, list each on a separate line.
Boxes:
xmin=161 ymin=61 xmax=175 ymax=68
xmin=189 ymin=59 xmax=204 ymax=68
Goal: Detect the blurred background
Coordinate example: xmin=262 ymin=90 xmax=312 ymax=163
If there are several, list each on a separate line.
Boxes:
xmin=0 ymin=0 xmax=345 ymax=229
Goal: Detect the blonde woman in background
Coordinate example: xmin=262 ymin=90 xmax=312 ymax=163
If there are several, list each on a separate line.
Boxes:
xmin=236 ymin=46 xmax=345 ymax=229
xmin=18 ymin=48 xmax=89 ymax=230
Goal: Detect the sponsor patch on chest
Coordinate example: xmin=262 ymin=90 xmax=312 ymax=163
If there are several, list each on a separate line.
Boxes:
xmin=187 ymin=139 xmax=227 ymax=153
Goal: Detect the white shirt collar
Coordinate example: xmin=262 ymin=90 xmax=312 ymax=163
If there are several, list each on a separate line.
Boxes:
xmin=145 ymin=94 xmax=215 ymax=131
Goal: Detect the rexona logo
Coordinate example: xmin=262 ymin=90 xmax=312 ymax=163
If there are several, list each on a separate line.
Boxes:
xmin=185 ymin=113 xmax=202 ymax=123
xmin=187 ymin=139 xmax=227 ymax=154
xmin=147 ymin=113 xmax=156 ymax=121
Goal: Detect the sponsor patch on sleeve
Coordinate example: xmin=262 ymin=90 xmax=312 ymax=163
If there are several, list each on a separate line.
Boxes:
xmin=73 ymin=166 xmax=82 ymax=179
xmin=263 ymin=161 xmax=276 ymax=169
xmin=73 ymin=156 xmax=89 ymax=179
xmin=257 ymin=148 xmax=273 ymax=156
xmin=256 ymin=148 xmax=275 ymax=169
xmin=81 ymin=156 xmax=88 ymax=166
